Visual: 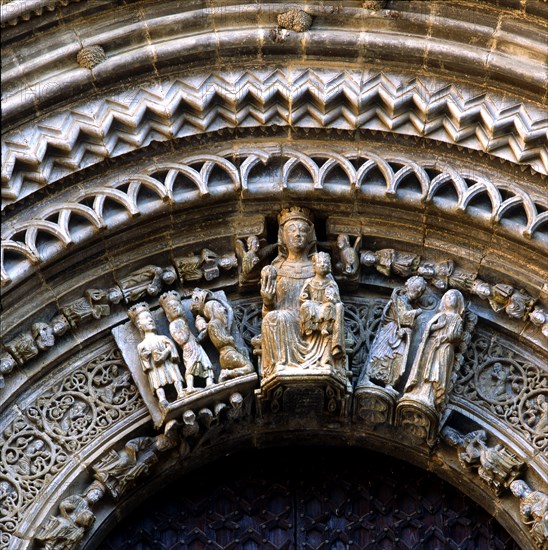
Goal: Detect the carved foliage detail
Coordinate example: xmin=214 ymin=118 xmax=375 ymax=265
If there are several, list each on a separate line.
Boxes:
xmin=453 ymin=333 xmax=548 ymax=452
xmin=0 ymin=417 xmax=69 ymax=544
xmin=25 ymin=348 xmax=141 ymax=453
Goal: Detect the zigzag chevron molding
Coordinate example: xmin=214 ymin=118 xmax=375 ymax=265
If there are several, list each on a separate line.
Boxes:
xmin=2 ymin=69 xmax=547 ymax=208
xmin=2 ymin=143 xmax=546 ymax=290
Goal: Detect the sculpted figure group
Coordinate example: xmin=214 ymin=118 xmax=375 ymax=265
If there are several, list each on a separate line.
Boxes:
xmin=128 ymin=287 xmax=254 ymax=409
xmin=124 ymin=206 xmax=475 ymax=433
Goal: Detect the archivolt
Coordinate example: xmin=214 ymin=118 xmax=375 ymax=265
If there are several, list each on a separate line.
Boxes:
xmin=2 ymin=69 xmax=547 ymax=206
xmin=2 ymin=143 xmax=546 ymax=289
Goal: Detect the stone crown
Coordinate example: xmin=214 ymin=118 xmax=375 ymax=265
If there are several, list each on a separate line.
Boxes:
xmin=278 ymin=206 xmax=314 ymax=226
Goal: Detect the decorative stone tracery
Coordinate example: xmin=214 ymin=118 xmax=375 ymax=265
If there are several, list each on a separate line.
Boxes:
xmin=2 ymin=1 xmax=547 ymax=549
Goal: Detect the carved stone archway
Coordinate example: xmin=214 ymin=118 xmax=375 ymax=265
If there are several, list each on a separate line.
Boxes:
xmin=1 ymin=2 xmax=546 ymax=550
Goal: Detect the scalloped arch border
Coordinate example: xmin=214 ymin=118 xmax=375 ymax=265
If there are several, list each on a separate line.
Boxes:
xmin=3 ymin=143 xmax=547 ymax=290
xmin=2 ymin=68 xmax=547 ymax=208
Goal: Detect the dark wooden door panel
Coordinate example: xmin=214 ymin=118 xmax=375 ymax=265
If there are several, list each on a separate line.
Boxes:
xmin=101 ymin=448 xmax=518 ymax=550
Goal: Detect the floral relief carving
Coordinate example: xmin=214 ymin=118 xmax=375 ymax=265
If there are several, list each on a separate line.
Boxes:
xmin=453 ymin=333 xmax=548 ymax=452
xmin=232 ymin=300 xmax=263 ymax=350
xmin=25 ymin=348 xmax=141 ymax=453
xmin=0 ymin=344 xmax=143 ymax=548
xmin=0 ymin=417 xmax=69 ymax=546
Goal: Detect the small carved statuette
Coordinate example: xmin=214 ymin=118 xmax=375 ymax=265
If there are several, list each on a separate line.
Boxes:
xmin=529 ymin=307 xmax=548 ymax=337
xmin=128 ymin=302 xmax=184 ymax=408
xmin=486 ymin=283 xmax=534 ymax=320
xmin=396 ymin=289 xmax=467 ymax=444
xmin=361 ymin=248 xmax=421 ymax=278
xmin=61 ymin=289 xmax=110 ymax=328
xmin=93 ymin=421 xmax=178 ymax=499
xmin=442 ymin=427 xmax=524 ymax=495
xmin=32 ymin=322 xmax=55 ymax=351
xmin=36 ymin=481 xmax=105 ymax=550
xmin=510 ymin=480 xmax=548 ymax=549
xmin=5 ymin=331 xmax=39 ymax=365
xmin=0 ymin=352 xmax=17 ymax=387
xmin=258 ymin=210 xmax=348 ymax=377
xmin=359 ymin=276 xmax=427 ymax=392
xmin=3 ymin=316 xmax=68 ymax=372
xmin=258 ymin=207 xmax=318 ymax=377
xmin=190 ymin=289 xmax=254 ymax=382
xmin=235 ymin=235 xmax=277 ymax=285
xmin=110 ymin=264 xmax=177 ymax=304
xmin=159 ymin=291 xmax=214 ymax=391
xmin=299 ymin=252 xmax=346 ymax=371
xmin=51 ymin=315 xmax=70 ymax=337
xmin=424 ymin=260 xmax=454 ymax=290
xmin=255 ymin=207 xmax=351 ymax=416
xmin=175 ymin=248 xmax=237 ymax=286
xmin=402 ymin=289 xmax=465 ymax=411
xmin=334 ymin=234 xmax=361 ymax=278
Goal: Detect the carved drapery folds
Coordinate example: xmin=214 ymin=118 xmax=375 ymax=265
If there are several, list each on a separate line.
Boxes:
xmin=114 ymin=287 xmax=256 ymax=428
xmin=254 ymin=207 xmax=351 ymax=416
xmin=2 ymin=206 xmax=546 ymax=550
xmin=3 ymin=1 xmax=547 ymax=548
xmin=0 ymin=344 xmax=142 ymax=549
xmin=510 ymin=481 xmax=548 ymax=549
xmin=442 ymin=427 xmax=525 ymax=496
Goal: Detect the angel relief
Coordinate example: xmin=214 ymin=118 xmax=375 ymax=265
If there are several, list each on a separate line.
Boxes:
xmin=235 ymin=235 xmax=277 ymax=285
xmin=321 ymin=233 xmax=362 ymax=282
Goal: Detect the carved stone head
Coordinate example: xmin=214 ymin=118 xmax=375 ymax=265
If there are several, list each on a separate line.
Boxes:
xmin=277 ymin=206 xmax=316 ymax=258
xmin=439 ymin=289 xmax=465 ymax=316
xmin=313 ymin=251 xmax=332 ymax=276
xmin=31 ymin=322 xmax=55 ymax=350
xmin=128 ymin=303 xmax=155 ymax=334
xmin=510 ymin=480 xmax=531 ymax=498
xmin=337 ymin=234 xmax=350 ymax=249
xmin=247 ymin=235 xmax=260 ymax=252
xmin=85 ymin=481 xmax=105 ymax=504
xmin=50 ymin=315 xmax=70 ymax=336
xmin=159 ymin=291 xmax=184 ymax=321
xmin=190 ymin=288 xmax=212 ymax=317
xmin=161 ymin=266 xmax=178 ymax=285
xmin=204 ymin=299 xmax=228 ymax=324
xmin=405 ymin=276 xmax=427 ymax=301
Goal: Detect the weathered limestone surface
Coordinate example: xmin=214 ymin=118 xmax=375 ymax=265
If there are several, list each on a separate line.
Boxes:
xmin=1 ymin=1 xmax=546 ymax=549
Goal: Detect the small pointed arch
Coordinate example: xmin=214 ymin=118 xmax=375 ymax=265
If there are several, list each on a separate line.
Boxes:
xmin=90 ymin=188 xmax=140 ymax=221
xmin=527 ymin=211 xmax=548 ymax=240
xmin=355 ymin=153 xmax=394 ymax=190
xmin=281 ymin=149 xmax=320 ymax=189
xmin=153 ymin=163 xmax=204 ymax=197
xmin=122 ymin=175 xmax=171 ymax=207
xmin=315 ymin=152 xmax=356 ymax=189
xmin=427 ymin=166 xmax=468 ymax=207
xmin=237 ymin=150 xmax=272 ymax=189
xmin=389 ymin=161 xmax=430 ymax=198
xmin=184 ymin=154 xmax=240 ymax=192
xmin=459 ymin=176 xmax=502 ymax=219
xmin=1 ymin=238 xmax=39 ymax=264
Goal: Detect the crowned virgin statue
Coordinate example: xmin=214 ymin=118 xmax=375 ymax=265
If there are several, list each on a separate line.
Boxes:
xmin=257 ymin=207 xmax=347 ymax=381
